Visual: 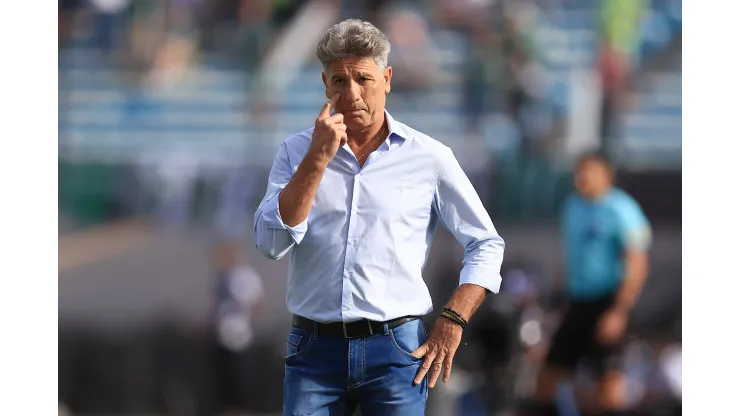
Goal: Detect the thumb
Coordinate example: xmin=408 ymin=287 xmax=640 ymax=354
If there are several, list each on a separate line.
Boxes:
xmin=411 ymin=343 xmax=428 ymax=359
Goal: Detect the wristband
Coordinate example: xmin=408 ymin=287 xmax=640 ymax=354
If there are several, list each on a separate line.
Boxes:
xmin=440 ymin=308 xmax=467 ymax=329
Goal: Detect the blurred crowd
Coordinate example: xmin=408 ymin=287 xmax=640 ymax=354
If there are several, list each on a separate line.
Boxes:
xmin=59 ymin=0 xmax=681 ymax=229
xmin=59 ymin=0 xmax=309 ymax=73
xmin=58 ymin=1 xmax=681 ymax=415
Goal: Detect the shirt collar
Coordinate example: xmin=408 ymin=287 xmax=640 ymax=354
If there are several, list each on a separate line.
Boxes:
xmin=384 ymin=110 xmax=412 ymax=143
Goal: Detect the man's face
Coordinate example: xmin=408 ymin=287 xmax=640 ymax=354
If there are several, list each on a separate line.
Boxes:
xmin=322 ymin=56 xmax=392 ymax=133
xmin=574 ymin=158 xmax=613 ymax=199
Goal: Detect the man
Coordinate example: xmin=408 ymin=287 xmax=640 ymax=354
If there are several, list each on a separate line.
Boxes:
xmin=209 ymin=240 xmax=264 ymax=415
xmin=528 ymin=153 xmax=651 ymax=416
xmin=253 ymin=19 xmax=505 ymax=416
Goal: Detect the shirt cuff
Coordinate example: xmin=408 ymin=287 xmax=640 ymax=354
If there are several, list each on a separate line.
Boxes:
xmin=459 ymin=267 xmax=502 ymax=294
xmin=261 ymin=194 xmax=308 ymax=245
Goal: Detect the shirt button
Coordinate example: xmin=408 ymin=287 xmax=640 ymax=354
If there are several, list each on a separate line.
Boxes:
xmin=342 ymin=307 xmax=349 ymax=311
xmin=348 ymin=239 xmax=356 ymax=246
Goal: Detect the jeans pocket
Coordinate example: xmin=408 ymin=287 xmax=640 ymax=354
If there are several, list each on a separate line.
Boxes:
xmin=389 ymin=320 xmax=426 ymax=362
xmin=285 ymin=327 xmax=314 ymax=362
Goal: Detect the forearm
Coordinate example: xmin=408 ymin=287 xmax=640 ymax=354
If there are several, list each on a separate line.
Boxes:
xmin=278 ymin=151 xmax=328 ymax=227
xmin=443 ymin=283 xmax=489 ymax=321
xmin=254 ymin=149 xmax=324 ymax=259
xmin=443 ymin=239 xmax=502 ymax=322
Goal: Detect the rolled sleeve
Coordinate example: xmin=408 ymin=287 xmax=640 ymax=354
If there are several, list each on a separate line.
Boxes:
xmin=434 ymin=147 xmax=505 ymax=294
xmin=259 ymin=193 xmax=308 ymax=245
xmin=457 ymin=238 xmax=505 ymax=293
xmin=253 ymin=142 xmax=309 ymax=260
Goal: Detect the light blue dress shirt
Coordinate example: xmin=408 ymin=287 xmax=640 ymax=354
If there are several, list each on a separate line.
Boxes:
xmin=254 ymin=111 xmax=505 ymax=323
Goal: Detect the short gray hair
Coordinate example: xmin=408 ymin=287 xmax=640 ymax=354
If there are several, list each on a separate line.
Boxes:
xmin=316 ymin=19 xmax=391 ymax=71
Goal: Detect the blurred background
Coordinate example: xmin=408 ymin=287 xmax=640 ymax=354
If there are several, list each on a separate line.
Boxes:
xmin=58 ymin=0 xmax=681 ymax=415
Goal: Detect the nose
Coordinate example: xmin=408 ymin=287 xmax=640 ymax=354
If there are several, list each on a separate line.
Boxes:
xmin=343 ymin=79 xmax=362 ymax=104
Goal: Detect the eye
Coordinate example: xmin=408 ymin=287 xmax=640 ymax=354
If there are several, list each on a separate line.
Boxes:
xmin=333 ymin=78 xmax=345 ymax=85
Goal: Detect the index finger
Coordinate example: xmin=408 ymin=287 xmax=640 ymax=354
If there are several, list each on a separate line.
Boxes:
xmin=318 ymin=93 xmax=340 ymax=120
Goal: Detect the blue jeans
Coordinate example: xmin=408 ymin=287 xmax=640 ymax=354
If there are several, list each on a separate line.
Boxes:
xmin=283 ymin=319 xmax=429 ymax=415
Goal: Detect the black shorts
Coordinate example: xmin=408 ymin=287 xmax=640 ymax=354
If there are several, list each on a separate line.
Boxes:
xmin=545 ymin=295 xmax=624 ymax=375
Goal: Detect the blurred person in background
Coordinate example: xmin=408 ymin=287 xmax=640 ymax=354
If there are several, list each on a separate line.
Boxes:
xmin=234 ymin=0 xmax=275 ymax=74
xmin=500 ymin=1 xmax=540 ymax=157
xmin=525 ymin=152 xmax=652 ymax=416
xmin=122 ymin=0 xmax=189 ymax=75
xmin=253 ymin=19 xmax=505 ymax=415
xmin=463 ymin=19 xmax=502 ymax=133
xmin=597 ymin=0 xmax=646 ymax=154
xmin=210 ymin=240 xmax=265 ymax=415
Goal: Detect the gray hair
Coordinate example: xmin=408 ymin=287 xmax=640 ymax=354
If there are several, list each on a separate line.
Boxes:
xmin=316 ymin=19 xmax=391 ymax=71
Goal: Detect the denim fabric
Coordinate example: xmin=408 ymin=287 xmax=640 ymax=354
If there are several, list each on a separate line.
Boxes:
xmin=283 ymin=319 xmax=429 ymax=416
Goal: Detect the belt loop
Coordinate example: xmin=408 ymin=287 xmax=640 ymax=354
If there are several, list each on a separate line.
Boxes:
xmin=383 ymin=323 xmax=389 ymax=335
xmin=313 ymin=321 xmax=320 ymax=338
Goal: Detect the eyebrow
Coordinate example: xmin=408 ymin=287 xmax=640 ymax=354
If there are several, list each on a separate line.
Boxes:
xmin=331 ymin=72 xmax=373 ymax=81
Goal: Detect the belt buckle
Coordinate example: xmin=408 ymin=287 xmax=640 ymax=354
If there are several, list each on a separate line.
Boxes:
xmin=342 ymin=320 xmax=374 ymax=338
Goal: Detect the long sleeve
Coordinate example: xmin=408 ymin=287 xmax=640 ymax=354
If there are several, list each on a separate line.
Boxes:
xmin=433 ymin=147 xmax=505 ymax=293
xmin=253 ymin=142 xmax=308 ymax=260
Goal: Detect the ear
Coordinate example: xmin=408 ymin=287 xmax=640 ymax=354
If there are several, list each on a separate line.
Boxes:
xmin=322 ymin=72 xmax=330 ymax=98
xmin=384 ymin=66 xmax=392 ymax=94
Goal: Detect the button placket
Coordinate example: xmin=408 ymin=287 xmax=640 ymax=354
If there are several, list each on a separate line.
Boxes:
xmin=341 ymin=174 xmax=361 ymax=317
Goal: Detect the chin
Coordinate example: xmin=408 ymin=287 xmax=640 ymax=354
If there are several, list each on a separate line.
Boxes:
xmin=345 ymin=118 xmax=369 ymax=130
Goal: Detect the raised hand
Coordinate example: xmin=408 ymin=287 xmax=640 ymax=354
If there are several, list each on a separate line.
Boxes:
xmin=308 ymin=93 xmax=347 ymax=165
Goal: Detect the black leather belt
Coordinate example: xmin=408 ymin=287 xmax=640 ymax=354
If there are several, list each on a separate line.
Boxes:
xmin=292 ymin=315 xmax=421 ymax=338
